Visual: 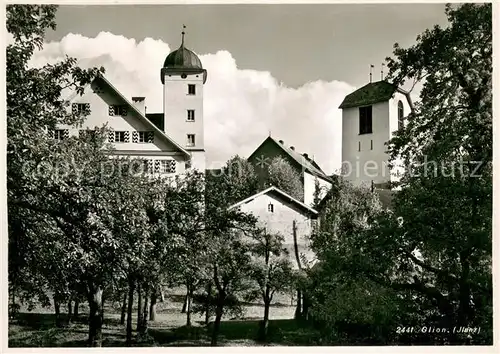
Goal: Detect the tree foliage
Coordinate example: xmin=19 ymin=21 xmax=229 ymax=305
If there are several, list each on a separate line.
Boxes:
xmin=265 ymin=156 xmax=304 ymax=201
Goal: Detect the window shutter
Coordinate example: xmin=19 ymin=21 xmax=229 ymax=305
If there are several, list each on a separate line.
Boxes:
xmin=168 ymin=160 xmax=176 ymax=173
xmin=84 ymin=103 xmax=90 ymax=114
xmin=132 ymin=131 xmax=138 ymax=143
xmin=147 ymin=131 xmax=154 ymax=143
xmin=109 ymin=105 xmax=115 ymax=116
xmin=154 ymin=160 xmax=160 ymax=174
xmin=124 ymin=131 xmax=130 ymax=143
xmin=72 ymin=103 xmax=78 ymax=115
xmin=121 ymin=106 xmax=128 ymax=116
xmin=62 ymin=130 xmax=69 ymax=139
xmin=108 ymin=130 xmax=114 ymax=143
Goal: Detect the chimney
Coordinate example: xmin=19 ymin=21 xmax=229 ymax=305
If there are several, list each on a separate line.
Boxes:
xmin=303 ymin=153 xmax=309 ymax=160
xmin=290 ymin=146 xmax=295 ymax=151
xmin=279 ymin=140 xmax=284 ymax=144
xmin=132 ymin=96 xmax=146 ymax=115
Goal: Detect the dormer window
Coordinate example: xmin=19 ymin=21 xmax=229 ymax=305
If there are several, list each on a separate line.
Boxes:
xmin=359 ymin=106 xmax=373 ymax=135
xmin=268 ymin=203 xmax=274 ymax=213
xmin=72 ymin=103 xmax=90 ymax=116
xmin=398 ymin=100 xmax=404 ymax=131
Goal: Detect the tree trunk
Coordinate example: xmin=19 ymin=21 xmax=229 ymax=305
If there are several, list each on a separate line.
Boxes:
xmin=101 ymin=295 xmax=105 ymax=326
xmin=186 ymin=284 xmax=193 ymax=327
xmin=54 ymin=295 xmax=62 ymax=327
xmin=149 ymin=292 xmax=157 ymax=322
xmin=120 ymin=292 xmax=127 ymax=325
xmin=294 ymin=289 xmax=302 ymax=320
xmin=211 ymin=301 xmax=224 ymax=346
xmin=126 ymin=279 xmax=135 ymax=346
xmin=205 ymin=282 xmax=212 ymax=325
xmin=136 ymin=283 xmax=143 ymax=332
xmin=87 ymin=285 xmax=103 ymax=347
xmin=181 ymin=292 xmax=188 ymax=313
xmin=259 ymin=299 xmax=271 ymax=341
xmin=302 ymin=292 xmax=309 ymax=321
xmin=67 ymin=300 xmax=73 ymax=324
xmin=73 ymin=299 xmax=79 ymax=318
xmin=140 ymin=287 xmax=149 ymax=334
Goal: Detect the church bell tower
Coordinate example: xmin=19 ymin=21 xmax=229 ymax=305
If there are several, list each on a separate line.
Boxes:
xmin=161 ymin=27 xmax=207 ymax=172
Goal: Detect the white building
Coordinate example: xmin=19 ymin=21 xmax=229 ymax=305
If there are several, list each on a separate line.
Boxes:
xmin=229 ymin=186 xmax=318 ymax=270
xmin=339 ymin=80 xmax=413 ymax=188
xmin=55 ymin=31 xmax=206 ymax=175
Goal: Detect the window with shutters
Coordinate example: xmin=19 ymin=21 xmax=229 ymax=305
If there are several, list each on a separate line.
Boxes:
xmin=53 ymin=129 xmax=69 ymax=141
xmin=113 ymin=131 xmax=129 ymax=143
xmin=133 ymin=131 xmax=154 ymax=143
xmin=109 ymin=105 xmax=128 ymax=116
xmin=161 ymin=160 xmax=176 ymax=174
xmin=359 ymin=106 xmax=373 ymax=135
xmin=72 ymin=103 xmax=90 ymax=116
xmin=187 ymin=110 xmax=195 ymax=121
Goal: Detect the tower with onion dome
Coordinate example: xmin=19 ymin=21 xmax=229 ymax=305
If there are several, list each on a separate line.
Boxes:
xmin=161 ymin=27 xmax=207 ymax=172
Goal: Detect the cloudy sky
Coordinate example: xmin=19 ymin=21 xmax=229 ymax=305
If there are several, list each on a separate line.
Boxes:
xmin=34 ymin=3 xmax=450 ymax=174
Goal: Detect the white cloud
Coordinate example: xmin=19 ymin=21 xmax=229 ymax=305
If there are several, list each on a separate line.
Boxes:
xmin=32 ymin=31 xmax=354 ymax=174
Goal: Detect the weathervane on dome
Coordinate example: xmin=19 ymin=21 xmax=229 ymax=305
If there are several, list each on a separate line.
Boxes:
xmin=181 ymin=24 xmax=186 ymax=46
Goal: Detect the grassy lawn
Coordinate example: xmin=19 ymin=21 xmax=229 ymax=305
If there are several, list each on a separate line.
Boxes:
xmin=9 ymin=291 xmax=321 ymax=347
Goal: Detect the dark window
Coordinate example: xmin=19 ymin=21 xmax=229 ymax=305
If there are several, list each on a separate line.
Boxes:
xmin=370 ymin=139 xmax=373 ymax=150
xmin=268 ymin=203 xmax=274 ymax=213
xmin=187 ymin=134 xmax=195 ymax=147
xmin=188 ymin=84 xmax=196 ymax=95
xmin=359 ymin=106 xmax=373 ymax=135
xmin=358 ymin=141 xmax=361 ymax=151
xmin=398 ymin=101 xmax=404 ymax=131
xmin=187 ymin=110 xmax=195 ymax=121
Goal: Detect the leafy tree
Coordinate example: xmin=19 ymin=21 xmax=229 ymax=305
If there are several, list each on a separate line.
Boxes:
xmin=248 ymin=230 xmax=294 ymax=340
xmin=266 ymin=156 xmax=304 ymax=201
xmin=383 ymin=2 xmax=492 ymax=343
xmin=310 ymin=3 xmax=492 ymax=345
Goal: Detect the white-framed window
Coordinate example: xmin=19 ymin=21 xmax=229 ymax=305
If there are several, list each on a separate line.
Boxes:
xmin=161 ymin=160 xmax=176 ymax=174
xmin=109 ymin=105 xmax=128 ymax=116
xmin=268 ymin=202 xmax=274 ymax=213
xmin=187 ymin=110 xmax=195 ymax=121
xmin=188 ymin=84 xmax=196 ymax=95
xmin=114 ymin=131 xmax=129 ymax=143
xmin=53 ymin=129 xmax=68 ymax=141
xmin=187 ymin=134 xmax=195 ymax=147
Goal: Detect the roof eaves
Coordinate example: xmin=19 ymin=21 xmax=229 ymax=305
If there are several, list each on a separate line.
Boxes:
xmin=96 ymin=74 xmax=190 ymax=158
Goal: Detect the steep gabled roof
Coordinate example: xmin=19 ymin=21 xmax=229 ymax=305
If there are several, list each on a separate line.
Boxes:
xmin=229 ymin=186 xmax=318 ymax=217
xmin=339 ymin=80 xmax=414 ymax=110
xmin=94 ymin=74 xmax=190 ymax=158
xmin=248 ymin=136 xmax=332 ymax=183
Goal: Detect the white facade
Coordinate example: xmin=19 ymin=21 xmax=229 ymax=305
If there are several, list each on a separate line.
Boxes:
xmin=56 ymin=77 xmax=191 ymax=177
xmin=341 ymin=90 xmax=412 ymax=188
xmin=163 ymin=73 xmax=206 ymax=172
xmin=303 ymin=172 xmax=331 ymax=206
xmin=230 ymin=187 xmax=318 ymax=270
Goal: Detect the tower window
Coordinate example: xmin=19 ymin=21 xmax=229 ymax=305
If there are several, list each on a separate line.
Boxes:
xmin=359 ymin=106 xmax=373 ymax=135
xmin=398 ymin=100 xmax=404 ymax=131
xmin=268 ymin=203 xmax=274 ymax=213
xmin=370 ymin=139 xmax=373 ymax=150
xmin=188 ymin=84 xmax=196 ymax=95
xmin=358 ymin=141 xmax=361 ymax=151
xmin=187 ymin=134 xmax=195 ymax=147
xmin=187 ymin=110 xmax=195 ymax=121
